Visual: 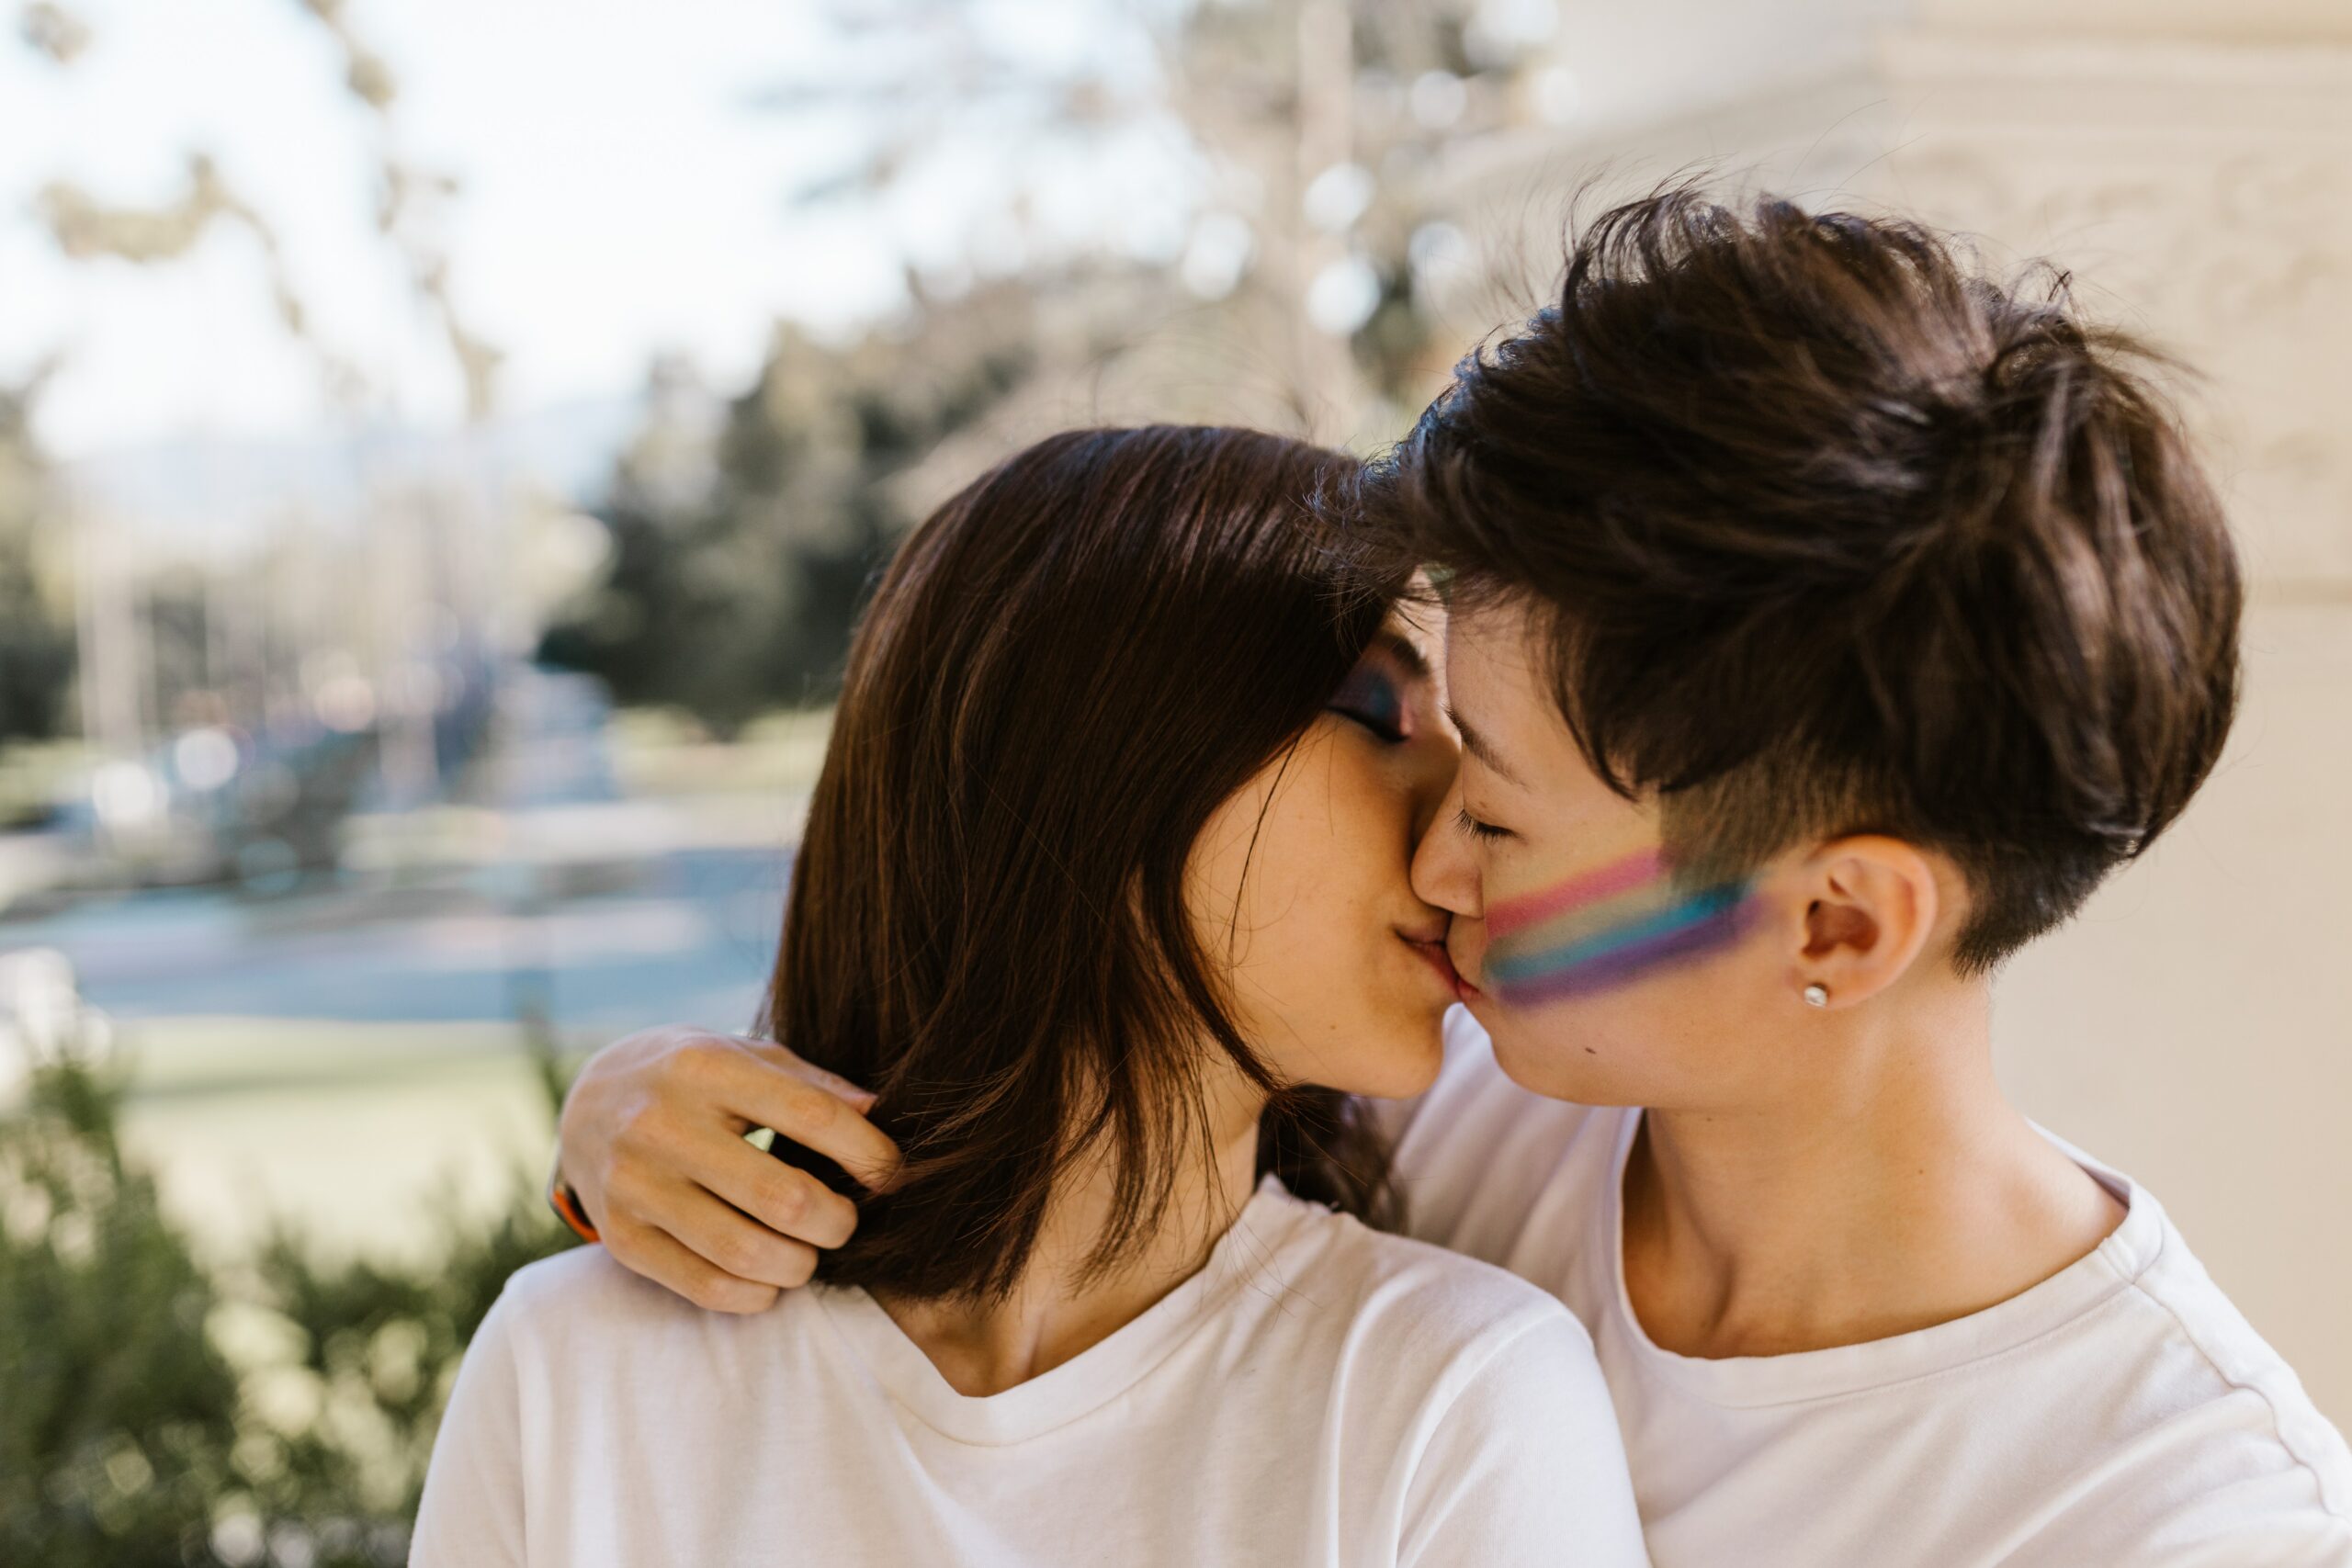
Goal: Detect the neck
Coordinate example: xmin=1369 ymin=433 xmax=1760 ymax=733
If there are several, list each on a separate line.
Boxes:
xmin=873 ymin=1076 xmax=1264 ymax=1396
xmin=1622 ymin=976 xmax=2126 ymax=1358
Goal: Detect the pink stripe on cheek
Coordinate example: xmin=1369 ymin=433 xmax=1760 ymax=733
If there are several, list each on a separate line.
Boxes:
xmin=1486 ymin=846 xmax=1670 ymax=942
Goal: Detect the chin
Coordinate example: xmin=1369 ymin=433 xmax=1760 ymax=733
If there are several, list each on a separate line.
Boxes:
xmin=1481 ymin=1010 xmax=1645 ymax=1108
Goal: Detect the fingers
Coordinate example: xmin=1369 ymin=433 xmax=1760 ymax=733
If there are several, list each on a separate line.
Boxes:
xmin=677 ymin=1129 xmax=861 ymax=1251
xmin=741 ymin=1041 xmax=877 ymax=1113
xmin=607 ymin=1161 xmax=825 ymax=1295
xmin=601 ymin=1211 xmax=788 ymax=1315
xmin=559 ymin=1024 xmax=906 ymax=1320
xmin=701 ymin=1045 xmax=903 ymax=1192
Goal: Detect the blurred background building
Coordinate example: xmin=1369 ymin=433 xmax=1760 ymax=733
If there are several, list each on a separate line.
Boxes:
xmin=2 ymin=1 xmax=2345 ymax=1561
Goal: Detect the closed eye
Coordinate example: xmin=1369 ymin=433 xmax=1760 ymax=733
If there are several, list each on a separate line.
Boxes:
xmin=1332 ymin=705 xmax=1406 ymax=743
xmin=1456 ymin=806 xmax=1513 ymax=843
xmin=1327 ymin=661 xmax=1410 ymax=744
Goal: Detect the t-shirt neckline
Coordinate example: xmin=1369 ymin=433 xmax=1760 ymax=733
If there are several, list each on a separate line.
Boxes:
xmin=811 ymin=1172 xmax=1317 ymax=1445
xmin=1597 ymin=1106 xmax=2166 ymax=1408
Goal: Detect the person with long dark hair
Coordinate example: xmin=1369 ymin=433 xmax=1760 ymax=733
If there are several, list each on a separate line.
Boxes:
xmin=410 ymin=424 xmax=1650 ymax=1566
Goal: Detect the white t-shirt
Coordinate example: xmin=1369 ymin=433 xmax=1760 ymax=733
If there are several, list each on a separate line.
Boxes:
xmin=410 ymin=1172 xmax=1652 ymax=1568
xmin=1389 ymin=1007 xmax=2352 ymax=1568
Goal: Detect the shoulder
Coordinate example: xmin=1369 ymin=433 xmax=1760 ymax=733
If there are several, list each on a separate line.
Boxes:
xmin=2045 ymin=1145 xmax=2352 ymax=1554
xmin=1283 ymin=1212 xmax=1645 ymax=1561
xmin=1279 ymin=1196 xmax=1599 ymax=1379
xmin=494 ymin=1239 xmax=659 ymax=1316
xmin=1251 ymin=1201 xmax=1644 ymax=1564
xmin=479 ymin=1241 xmax=741 ymax=1359
xmin=2123 ymin=1196 xmax=2352 ymax=1538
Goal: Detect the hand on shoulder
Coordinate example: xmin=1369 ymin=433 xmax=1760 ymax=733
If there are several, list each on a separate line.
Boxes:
xmin=554 ymin=1023 xmax=901 ymax=1313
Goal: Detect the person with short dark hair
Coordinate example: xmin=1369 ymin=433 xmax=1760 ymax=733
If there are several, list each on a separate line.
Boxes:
xmin=1355 ymin=184 xmax=2351 ymax=1566
xmin=540 ymin=186 xmax=2352 ymax=1565
xmin=411 ymin=425 xmax=1651 ymax=1568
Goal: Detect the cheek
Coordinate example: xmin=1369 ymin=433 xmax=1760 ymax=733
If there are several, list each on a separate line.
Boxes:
xmin=1478 ymin=985 xmax=1673 ymax=1104
xmin=1254 ymin=733 xmax=1414 ymax=910
xmin=1246 ymin=769 xmax=1393 ymax=978
xmin=1477 ymin=939 xmax=1772 ymax=1102
xmin=1223 ymin=747 xmax=1446 ymax=1088
xmin=1200 ymin=741 xmax=1372 ymax=991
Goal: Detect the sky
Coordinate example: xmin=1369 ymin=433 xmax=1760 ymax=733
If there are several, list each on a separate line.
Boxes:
xmin=0 ymin=0 xmax=1186 ymax=460
xmin=0 ymin=0 xmax=1915 ymax=464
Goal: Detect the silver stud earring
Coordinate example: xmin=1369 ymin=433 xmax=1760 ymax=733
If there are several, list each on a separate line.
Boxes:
xmin=1803 ymin=983 xmax=1830 ymax=1008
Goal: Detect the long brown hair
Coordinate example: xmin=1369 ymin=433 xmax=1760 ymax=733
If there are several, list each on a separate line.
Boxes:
xmin=758 ymin=424 xmax=1403 ymax=1303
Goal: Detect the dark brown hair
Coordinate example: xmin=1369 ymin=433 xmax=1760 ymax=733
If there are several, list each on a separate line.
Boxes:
xmin=758 ymin=424 xmax=1402 ymax=1303
xmin=1359 ymin=180 xmax=2243 ymax=971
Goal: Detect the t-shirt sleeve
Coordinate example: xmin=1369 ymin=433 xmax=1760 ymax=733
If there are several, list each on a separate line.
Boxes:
xmin=409 ymin=1285 xmax=529 ymax=1568
xmin=1398 ymin=1311 xmax=1652 ymax=1568
xmin=2090 ymin=1475 xmax=2352 ymax=1568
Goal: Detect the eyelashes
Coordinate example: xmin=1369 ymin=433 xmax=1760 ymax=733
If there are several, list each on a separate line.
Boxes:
xmin=1456 ymin=806 xmax=1511 ymax=842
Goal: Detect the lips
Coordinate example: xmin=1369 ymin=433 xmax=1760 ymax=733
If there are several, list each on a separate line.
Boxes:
xmin=1444 ymin=942 xmax=1486 ymax=1003
xmin=1402 ymin=934 xmax=1464 ymax=995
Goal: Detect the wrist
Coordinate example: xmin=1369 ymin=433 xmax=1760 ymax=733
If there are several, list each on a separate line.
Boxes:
xmin=544 ymin=1145 xmax=601 ymax=1244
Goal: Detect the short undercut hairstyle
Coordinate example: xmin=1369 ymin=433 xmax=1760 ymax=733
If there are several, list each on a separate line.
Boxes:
xmin=1360 ymin=180 xmax=2243 ymax=972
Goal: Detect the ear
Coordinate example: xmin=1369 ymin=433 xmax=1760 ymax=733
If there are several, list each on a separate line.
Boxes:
xmin=1789 ymin=836 xmax=1942 ymax=1008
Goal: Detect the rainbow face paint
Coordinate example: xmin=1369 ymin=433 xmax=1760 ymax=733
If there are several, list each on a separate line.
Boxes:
xmin=1482 ymin=845 xmax=1758 ymax=1005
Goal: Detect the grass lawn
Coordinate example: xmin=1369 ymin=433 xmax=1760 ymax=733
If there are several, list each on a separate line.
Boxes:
xmin=113 ymin=1015 xmax=582 ymax=1273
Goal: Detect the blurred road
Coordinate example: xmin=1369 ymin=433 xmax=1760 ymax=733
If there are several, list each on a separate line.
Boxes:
xmin=0 ymin=665 xmax=793 ymax=1041
xmin=0 ymin=665 xmax=810 ymax=1266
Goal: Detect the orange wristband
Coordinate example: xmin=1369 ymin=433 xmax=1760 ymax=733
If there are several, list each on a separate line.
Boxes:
xmin=546 ymin=1159 xmax=601 ymax=1244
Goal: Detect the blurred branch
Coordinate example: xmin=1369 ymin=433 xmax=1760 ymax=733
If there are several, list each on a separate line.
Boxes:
xmin=17 ymin=1 xmax=88 ymax=63
xmin=748 ymin=0 xmax=1566 ymax=440
xmin=1 ymin=1049 xmax=581 ymax=1562
xmin=23 ymin=0 xmax=502 ymax=421
xmin=292 ymin=0 xmax=397 ymax=109
xmin=36 ymin=154 xmax=371 ymax=406
xmin=289 ymin=0 xmax=501 ymax=420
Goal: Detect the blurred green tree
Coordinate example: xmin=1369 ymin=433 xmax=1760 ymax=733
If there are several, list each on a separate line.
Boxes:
xmin=537 ymin=0 xmax=1573 ymax=729
xmin=0 ymin=1017 xmax=582 ymax=1565
xmin=755 ymin=0 xmax=1570 ymax=438
xmin=0 ymin=1054 xmax=242 ymax=1563
xmin=0 ymin=371 xmax=75 ymax=744
xmin=537 ymin=290 xmax=1037 ymax=729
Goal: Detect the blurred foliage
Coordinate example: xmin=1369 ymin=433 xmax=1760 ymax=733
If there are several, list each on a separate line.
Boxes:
xmin=17 ymin=1 xmax=88 ymax=65
xmin=539 ymin=0 xmax=1568 ymax=730
xmin=761 ymin=0 xmax=1566 ymax=430
xmin=0 ymin=371 xmax=74 ymax=745
xmin=0 ymin=1052 xmax=241 ymax=1563
xmin=19 ymin=0 xmax=489 ymax=416
xmin=0 ymin=1016 xmax=582 ymax=1565
xmin=10 ymin=0 xmax=1570 ymax=750
xmin=537 ymin=288 xmax=1040 ymax=729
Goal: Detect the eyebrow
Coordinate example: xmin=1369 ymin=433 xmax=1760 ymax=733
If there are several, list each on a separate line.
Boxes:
xmin=1374 ymin=628 xmax=1431 ymax=681
xmin=1444 ymin=703 xmax=1527 ymax=788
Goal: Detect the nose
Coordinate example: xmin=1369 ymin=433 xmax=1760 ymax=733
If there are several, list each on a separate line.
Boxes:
xmin=1411 ymin=768 xmax=1485 ymax=921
